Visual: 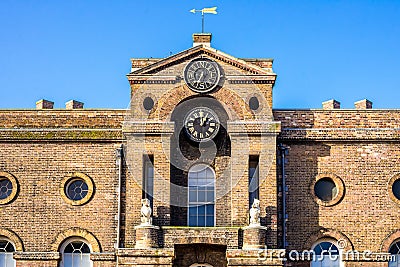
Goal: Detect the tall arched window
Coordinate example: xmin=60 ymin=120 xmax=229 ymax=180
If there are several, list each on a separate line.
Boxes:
xmin=60 ymin=238 xmax=93 ymax=267
xmin=389 ymin=241 xmax=400 ymax=267
xmin=0 ymin=238 xmax=16 ymax=267
xmin=188 ymin=164 xmax=215 ymax=227
xmin=311 ymin=240 xmax=341 ymax=267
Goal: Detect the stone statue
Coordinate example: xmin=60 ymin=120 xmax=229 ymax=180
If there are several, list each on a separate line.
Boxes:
xmin=249 ymin=199 xmax=261 ymax=225
xmin=141 ymin=198 xmax=152 ymax=225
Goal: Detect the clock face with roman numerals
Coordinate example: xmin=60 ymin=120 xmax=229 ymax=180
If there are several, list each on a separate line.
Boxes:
xmin=183 ymin=58 xmax=221 ymax=93
xmin=184 ymin=107 xmax=220 ymax=142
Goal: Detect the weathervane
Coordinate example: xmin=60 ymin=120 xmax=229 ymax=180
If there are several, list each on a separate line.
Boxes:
xmin=190 ymin=7 xmax=218 ymax=33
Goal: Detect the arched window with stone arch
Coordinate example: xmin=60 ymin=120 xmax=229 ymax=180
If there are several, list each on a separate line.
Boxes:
xmin=188 ymin=164 xmax=215 ymax=227
xmin=311 ymin=239 xmax=342 ymax=267
xmin=189 ymin=264 xmax=214 ymax=267
xmin=0 ymin=238 xmax=16 ymax=267
xmin=59 ymin=237 xmax=93 ymax=267
xmin=389 ymin=240 xmax=400 ymax=267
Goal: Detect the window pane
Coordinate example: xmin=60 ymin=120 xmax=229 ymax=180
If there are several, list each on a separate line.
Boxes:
xmin=189 ymin=190 xmax=197 ymax=202
xmin=314 ymin=178 xmax=337 ymax=201
xmin=198 ymin=191 xmax=206 ymax=202
xmin=206 ymin=216 xmax=214 ymax=226
xmin=198 ymin=216 xmax=205 ymax=226
xmin=0 ymin=253 xmax=16 ymax=267
xmin=189 ymin=216 xmax=197 ymax=226
xmin=205 ymin=204 xmax=214 ymax=215
xmin=198 ymin=205 xmax=205 ymax=215
xmin=189 ymin=206 xmax=197 ymax=216
xmin=206 ymin=191 xmax=214 ymax=202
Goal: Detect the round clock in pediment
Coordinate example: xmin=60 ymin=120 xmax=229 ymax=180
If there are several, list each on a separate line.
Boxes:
xmin=184 ymin=107 xmax=220 ymax=142
xmin=183 ymin=58 xmax=221 ymax=93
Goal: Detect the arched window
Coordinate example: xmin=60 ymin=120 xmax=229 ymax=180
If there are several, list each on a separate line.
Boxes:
xmin=0 ymin=238 xmax=16 ymax=267
xmin=311 ymin=240 xmax=341 ymax=267
xmin=389 ymin=241 xmax=400 ymax=267
xmin=60 ymin=238 xmax=92 ymax=267
xmin=188 ymin=164 xmax=215 ymax=227
xmin=189 ymin=264 xmax=213 ymax=267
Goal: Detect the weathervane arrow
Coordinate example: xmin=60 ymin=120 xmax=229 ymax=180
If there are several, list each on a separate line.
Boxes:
xmin=190 ymin=7 xmax=218 ymax=33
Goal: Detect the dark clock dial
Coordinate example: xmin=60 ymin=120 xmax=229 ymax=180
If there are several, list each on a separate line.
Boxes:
xmin=183 ymin=58 xmax=221 ymax=93
xmin=184 ymin=107 xmax=220 ymax=142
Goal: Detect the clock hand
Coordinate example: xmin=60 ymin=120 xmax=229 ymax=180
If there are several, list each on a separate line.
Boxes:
xmin=197 ymin=71 xmax=204 ymax=83
xmin=200 ymin=116 xmax=206 ymax=126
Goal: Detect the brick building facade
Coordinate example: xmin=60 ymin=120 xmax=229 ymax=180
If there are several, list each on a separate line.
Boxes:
xmin=0 ymin=33 xmax=400 ymax=267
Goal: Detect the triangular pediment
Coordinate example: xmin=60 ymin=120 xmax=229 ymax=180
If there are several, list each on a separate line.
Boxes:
xmin=129 ymin=45 xmax=274 ymax=76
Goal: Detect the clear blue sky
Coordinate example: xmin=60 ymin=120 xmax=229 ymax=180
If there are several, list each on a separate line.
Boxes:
xmin=0 ymin=0 xmax=399 ymax=109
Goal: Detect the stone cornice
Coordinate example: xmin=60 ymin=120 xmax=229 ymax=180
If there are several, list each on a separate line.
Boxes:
xmin=130 ymin=46 xmax=274 ymax=76
xmin=0 ymin=128 xmax=123 ymax=141
xmin=279 ymin=128 xmax=400 ymax=141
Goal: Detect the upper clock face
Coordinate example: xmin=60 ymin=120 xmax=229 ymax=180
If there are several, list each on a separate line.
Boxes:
xmin=183 ymin=58 xmax=221 ymax=93
xmin=184 ymin=107 xmax=220 ymax=142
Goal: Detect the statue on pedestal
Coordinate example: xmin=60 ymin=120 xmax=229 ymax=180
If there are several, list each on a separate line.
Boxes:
xmin=249 ymin=199 xmax=261 ymax=226
xmin=140 ymin=198 xmax=152 ymax=225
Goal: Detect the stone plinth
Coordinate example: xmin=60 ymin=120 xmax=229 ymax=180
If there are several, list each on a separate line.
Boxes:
xmin=134 ymin=225 xmax=159 ymax=249
xmin=242 ymin=225 xmax=268 ymax=249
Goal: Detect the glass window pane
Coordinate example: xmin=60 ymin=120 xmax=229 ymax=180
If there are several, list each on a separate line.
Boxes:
xmin=189 ymin=216 xmax=197 ymax=226
xmin=189 ymin=206 xmax=197 ymax=216
xmin=189 ymin=191 xmax=197 ymax=202
xmin=206 ymin=204 xmax=214 ymax=215
xmin=198 ymin=216 xmax=205 ymax=226
xmin=198 ymin=205 xmax=205 ymax=215
xmin=198 ymin=191 xmax=206 ymax=202
xmin=206 ymin=216 xmax=214 ymax=226
xmin=206 ymin=191 xmax=214 ymax=202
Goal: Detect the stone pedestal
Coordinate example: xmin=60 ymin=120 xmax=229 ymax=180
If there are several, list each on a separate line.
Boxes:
xmin=134 ymin=225 xmax=160 ymax=249
xmin=242 ymin=225 xmax=268 ymax=249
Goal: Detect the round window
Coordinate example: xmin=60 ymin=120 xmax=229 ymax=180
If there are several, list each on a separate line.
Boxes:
xmin=66 ymin=179 xmax=89 ymax=201
xmin=314 ymin=178 xmax=338 ymax=201
xmin=60 ymin=172 xmax=94 ymax=206
xmin=249 ymin=96 xmax=260 ymax=111
xmin=0 ymin=178 xmax=13 ymax=200
xmin=392 ymin=179 xmax=400 ymax=200
xmin=143 ymin=97 xmax=155 ymax=111
xmin=311 ymin=174 xmax=344 ymax=207
xmin=0 ymin=172 xmax=19 ymax=205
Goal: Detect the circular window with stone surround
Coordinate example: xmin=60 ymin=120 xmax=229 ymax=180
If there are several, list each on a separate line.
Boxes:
xmin=0 ymin=172 xmax=19 ymax=205
xmin=388 ymin=174 xmax=400 ymax=205
xmin=311 ymin=174 xmax=345 ymax=207
xmin=140 ymin=94 xmax=157 ymax=114
xmin=246 ymin=94 xmax=264 ymax=113
xmin=60 ymin=172 xmax=94 ymax=206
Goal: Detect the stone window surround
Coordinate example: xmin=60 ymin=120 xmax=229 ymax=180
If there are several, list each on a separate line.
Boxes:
xmin=310 ymin=173 xmax=345 ymax=207
xmin=0 ymin=171 xmax=19 ymax=205
xmin=60 ymin=172 xmax=94 ymax=206
xmin=245 ymin=93 xmax=264 ymax=114
xmin=388 ymin=173 xmax=400 ymax=205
